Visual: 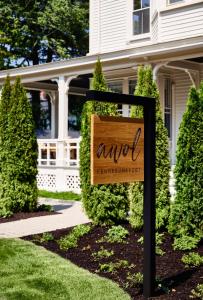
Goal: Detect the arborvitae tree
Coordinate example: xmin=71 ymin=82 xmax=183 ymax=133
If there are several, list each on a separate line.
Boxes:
xmin=128 ymin=66 xmax=145 ymax=229
xmin=0 ymin=77 xmax=38 ymax=216
xmin=0 ymin=76 xmax=12 ymax=216
xmin=168 ymin=84 xmax=203 ymax=248
xmin=129 ymin=65 xmax=170 ymax=230
xmin=0 ymin=76 xmax=12 ymax=171
xmin=80 ymin=58 xmax=128 ymax=224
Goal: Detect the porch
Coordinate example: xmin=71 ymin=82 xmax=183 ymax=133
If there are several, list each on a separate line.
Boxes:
xmin=0 ymin=49 xmax=202 ymax=195
xmin=37 ymin=138 xmax=81 ymax=193
xmin=28 ymin=75 xmax=90 ymax=194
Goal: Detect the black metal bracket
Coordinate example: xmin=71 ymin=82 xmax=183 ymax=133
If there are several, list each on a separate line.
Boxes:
xmin=86 ymin=90 xmax=156 ymax=299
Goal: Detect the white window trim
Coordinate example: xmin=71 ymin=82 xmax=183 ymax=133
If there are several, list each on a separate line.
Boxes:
xmin=162 ymin=0 xmax=202 ymax=12
xmin=133 ymin=1 xmax=150 ymax=36
xmin=127 ymin=0 xmax=151 ymax=43
xmin=107 ymin=78 xmax=137 ymax=118
xmin=161 ymin=76 xmax=175 ymax=163
xmin=167 ymin=0 xmax=184 ymax=5
xmin=164 ymin=78 xmax=173 ymax=141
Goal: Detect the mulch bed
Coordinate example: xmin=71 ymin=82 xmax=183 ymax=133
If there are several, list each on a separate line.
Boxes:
xmin=0 ymin=211 xmax=59 ymax=224
xmin=23 ymin=224 xmax=203 ymax=300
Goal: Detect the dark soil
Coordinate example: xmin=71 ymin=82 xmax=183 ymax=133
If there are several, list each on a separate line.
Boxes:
xmin=23 ymin=224 xmax=203 ymax=300
xmin=0 ymin=210 xmax=59 ymax=224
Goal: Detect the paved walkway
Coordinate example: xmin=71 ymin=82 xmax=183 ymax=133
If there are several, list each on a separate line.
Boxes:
xmin=0 ymin=198 xmax=90 ymax=238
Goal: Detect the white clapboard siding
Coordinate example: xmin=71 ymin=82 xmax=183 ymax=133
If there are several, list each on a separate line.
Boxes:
xmin=159 ymin=3 xmax=203 ymax=42
xmin=89 ymin=0 xmax=127 ymax=54
xmin=89 ymin=0 xmax=155 ymax=54
xmin=89 ymin=0 xmax=100 ymax=54
xmin=151 ymin=12 xmax=159 ymax=43
xmin=99 ymin=0 xmax=127 ymax=52
xmin=173 ymin=71 xmax=191 ymax=154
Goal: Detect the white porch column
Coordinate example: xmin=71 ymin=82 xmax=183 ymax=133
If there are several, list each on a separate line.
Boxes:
xmin=122 ymin=77 xmax=129 ymax=117
xmin=48 ymin=92 xmax=57 ymax=139
xmin=58 ymin=76 xmax=68 ymax=140
xmin=57 ymin=75 xmax=77 ymax=167
xmin=57 ymin=75 xmax=77 ymax=139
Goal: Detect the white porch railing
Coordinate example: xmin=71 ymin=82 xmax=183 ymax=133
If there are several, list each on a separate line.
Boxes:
xmin=36 ymin=139 xmax=176 ymax=196
xmin=37 ymin=138 xmax=81 ymax=168
xmin=37 ymin=138 xmax=81 ymax=193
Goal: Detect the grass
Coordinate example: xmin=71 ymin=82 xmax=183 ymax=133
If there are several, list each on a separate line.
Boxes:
xmin=0 ymin=238 xmax=130 ymax=300
xmin=38 ymin=190 xmax=80 ymax=201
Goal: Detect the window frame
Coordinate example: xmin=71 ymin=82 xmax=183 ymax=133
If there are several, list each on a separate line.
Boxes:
xmin=164 ymin=78 xmax=173 ymax=140
xmin=132 ymin=0 xmax=150 ymax=36
xmin=107 ymin=80 xmax=123 ymax=115
xmin=167 ymin=0 xmax=184 ymax=5
xmin=107 ymin=78 xmax=137 ymax=117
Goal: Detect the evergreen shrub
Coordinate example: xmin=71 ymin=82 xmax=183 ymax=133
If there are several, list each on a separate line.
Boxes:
xmin=129 ymin=65 xmax=170 ymax=230
xmin=0 ymin=76 xmax=13 ymax=216
xmin=0 ymin=76 xmax=12 ymax=172
xmin=0 ymin=77 xmax=38 ymax=216
xmin=80 ymin=58 xmax=128 ymax=224
xmin=168 ymin=83 xmax=203 ymax=249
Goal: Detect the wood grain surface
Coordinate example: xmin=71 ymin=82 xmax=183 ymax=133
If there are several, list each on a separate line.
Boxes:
xmin=91 ymin=114 xmax=144 ymax=184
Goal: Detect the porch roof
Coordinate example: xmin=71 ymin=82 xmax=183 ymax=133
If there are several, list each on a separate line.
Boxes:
xmin=0 ymin=35 xmax=203 ymax=84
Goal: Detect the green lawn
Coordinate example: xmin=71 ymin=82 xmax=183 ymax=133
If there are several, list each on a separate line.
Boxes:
xmin=38 ymin=190 xmax=80 ymax=201
xmin=0 ymin=239 xmax=130 ymax=300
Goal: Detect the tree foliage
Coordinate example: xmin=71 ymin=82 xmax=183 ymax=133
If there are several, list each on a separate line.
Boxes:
xmin=0 ymin=76 xmax=12 ymax=172
xmin=129 ymin=65 xmax=170 ymax=230
xmin=0 ymin=77 xmax=38 ymax=216
xmin=0 ymin=76 xmax=12 ymax=216
xmin=0 ymin=0 xmax=88 ymax=68
xmin=168 ymin=84 xmax=203 ymax=248
xmin=80 ymin=59 xmax=129 ymax=224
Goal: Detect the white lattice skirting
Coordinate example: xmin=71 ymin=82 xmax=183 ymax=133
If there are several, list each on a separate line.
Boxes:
xmin=37 ymin=165 xmax=175 ymax=197
xmin=37 ymin=167 xmax=80 ymax=193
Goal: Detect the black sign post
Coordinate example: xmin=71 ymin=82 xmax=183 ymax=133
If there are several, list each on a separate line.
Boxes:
xmin=86 ymin=90 xmax=156 ymax=299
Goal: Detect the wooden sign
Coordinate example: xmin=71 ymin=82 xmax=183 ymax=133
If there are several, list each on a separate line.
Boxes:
xmin=91 ymin=114 xmax=144 ymax=184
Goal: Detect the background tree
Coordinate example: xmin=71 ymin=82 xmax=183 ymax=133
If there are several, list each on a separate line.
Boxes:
xmin=0 ymin=77 xmax=38 ymax=216
xmin=80 ymin=59 xmax=128 ymax=224
xmin=129 ymin=65 xmax=170 ymax=230
xmin=0 ymin=0 xmax=88 ymax=129
xmin=0 ymin=30 xmax=13 ymax=69
xmin=0 ymin=0 xmax=88 ymax=68
xmin=168 ymin=84 xmax=203 ymax=249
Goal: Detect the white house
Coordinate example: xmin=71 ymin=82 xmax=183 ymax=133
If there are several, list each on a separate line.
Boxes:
xmin=0 ymin=0 xmax=203 ymax=194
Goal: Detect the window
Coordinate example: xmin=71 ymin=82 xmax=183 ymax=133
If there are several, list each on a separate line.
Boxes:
xmin=29 ymin=90 xmax=51 ymax=138
xmin=168 ymin=0 xmax=183 ymax=4
xmin=108 ymin=81 xmax=123 ymax=94
xmin=129 ymin=79 xmax=137 ymax=95
xmin=107 ymin=80 xmax=138 ymax=117
xmin=128 ymin=79 xmax=137 ymax=116
xmin=108 ymin=81 xmax=123 ymax=115
xmin=164 ymin=79 xmax=172 ymax=139
xmin=133 ymin=0 xmax=150 ymax=35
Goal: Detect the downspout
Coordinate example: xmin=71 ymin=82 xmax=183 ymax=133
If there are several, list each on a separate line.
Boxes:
xmin=153 ymin=62 xmax=166 ymax=81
